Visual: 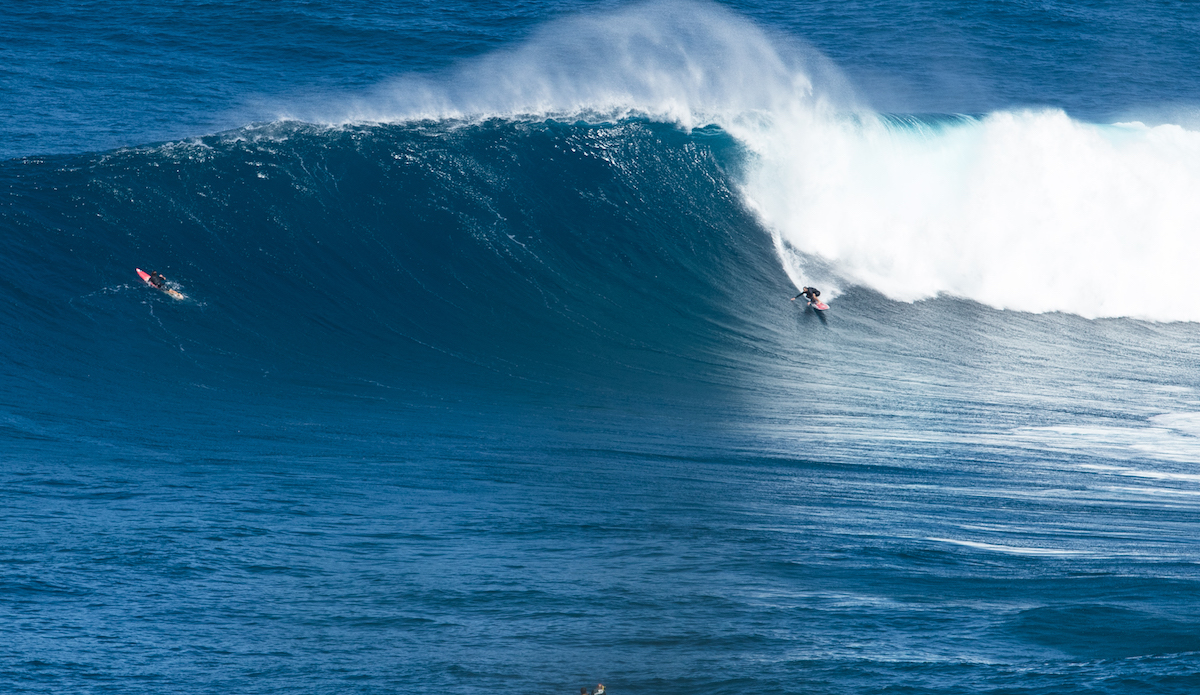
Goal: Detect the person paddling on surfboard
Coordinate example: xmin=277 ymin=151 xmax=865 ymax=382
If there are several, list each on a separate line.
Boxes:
xmin=137 ymin=267 xmax=185 ymax=300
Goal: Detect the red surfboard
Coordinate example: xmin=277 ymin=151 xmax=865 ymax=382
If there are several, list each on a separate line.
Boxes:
xmin=810 ymin=300 xmax=829 ymax=311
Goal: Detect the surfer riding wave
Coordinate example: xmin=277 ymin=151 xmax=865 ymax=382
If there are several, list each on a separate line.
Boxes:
xmin=790 ymin=286 xmax=828 ymax=312
xmin=791 ymin=286 xmax=820 ymax=303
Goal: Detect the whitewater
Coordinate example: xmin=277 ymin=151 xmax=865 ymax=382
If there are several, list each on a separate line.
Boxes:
xmin=4 ymin=1 xmax=1200 ymax=694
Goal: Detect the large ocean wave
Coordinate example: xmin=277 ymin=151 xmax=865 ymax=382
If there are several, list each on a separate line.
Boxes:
xmin=5 ymin=0 xmax=1200 ymax=418
xmin=280 ymin=0 xmax=1200 ymax=322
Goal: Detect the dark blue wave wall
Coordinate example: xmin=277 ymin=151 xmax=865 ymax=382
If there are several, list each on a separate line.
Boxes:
xmin=1 ymin=120 xmax=786 ymax=428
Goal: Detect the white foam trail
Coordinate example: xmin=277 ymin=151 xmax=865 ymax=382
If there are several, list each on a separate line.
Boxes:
xmin=296 ymin=0 xmax=1200 ymax=321
xmin=1014 ymin=413 xmax=1200 ymax=463
xmin=1150 ymin=412 xmax=1200 ymax=437
xmin=927 ymin=538 xmax=1091 ymax=556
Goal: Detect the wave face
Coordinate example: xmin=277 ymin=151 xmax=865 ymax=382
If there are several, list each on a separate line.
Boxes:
xmin=1 ymin=119 xmax=783 ymax=418
xmin=7 ymin=114 xmax=1200 ymax=453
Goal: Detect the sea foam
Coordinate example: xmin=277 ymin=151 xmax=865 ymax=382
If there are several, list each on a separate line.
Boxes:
xmin=741 ymin=109 xmax=1200 ymax=321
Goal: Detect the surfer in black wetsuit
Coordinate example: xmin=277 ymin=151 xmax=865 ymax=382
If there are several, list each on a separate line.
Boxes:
xmin=791 ymin=286 xmax=820 ymax=303
xmin=148 ymin=271 xmax=166 ymax=289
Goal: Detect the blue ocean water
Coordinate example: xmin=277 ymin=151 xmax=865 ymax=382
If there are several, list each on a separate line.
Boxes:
xmin=4 ymin=1 xmax=1200 ymax=693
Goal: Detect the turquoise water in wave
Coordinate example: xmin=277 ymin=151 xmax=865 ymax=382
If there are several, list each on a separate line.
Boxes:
xmin=4 ymin=2 xmax=1200 ymax=693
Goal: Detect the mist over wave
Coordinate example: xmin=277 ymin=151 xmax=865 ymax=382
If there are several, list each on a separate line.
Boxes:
xmin=317 ymin=0 xmax=858 ymax=128
xmin=292 ymin=0 xmax=1200 ymax=323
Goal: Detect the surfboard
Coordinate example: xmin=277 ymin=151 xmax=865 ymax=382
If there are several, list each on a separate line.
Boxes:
xmin=810 ymin=301 xmax=829 ymax=311
xmin=136 ymin=268 xmax=185 ymax=300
